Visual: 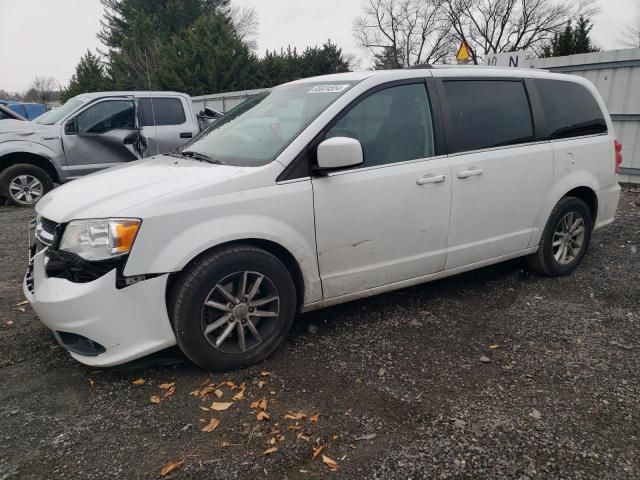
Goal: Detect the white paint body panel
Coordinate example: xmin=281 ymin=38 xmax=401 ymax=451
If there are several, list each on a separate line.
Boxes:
xmin=29 ymin=67 xmax=621 ymax=366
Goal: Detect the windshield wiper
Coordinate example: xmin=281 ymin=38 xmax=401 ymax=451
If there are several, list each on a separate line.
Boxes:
xmin=180 ymin=150 xmax=222 ymax=164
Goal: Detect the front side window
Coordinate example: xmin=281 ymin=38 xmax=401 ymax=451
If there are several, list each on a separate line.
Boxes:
xmin=182 ymin=81 xmax=356 ymax=166
xmin=325 ymin=83 xmax=435 ymax=167
xmin=443 ymin=80 xmax=534 ymax=154
xmin=138 ymin=98 xmax=187 ymax=126
xmin=75 ymin=100 xmax=135 ymax=134
xmin=536 ymin=79 xmax=607 ymax=139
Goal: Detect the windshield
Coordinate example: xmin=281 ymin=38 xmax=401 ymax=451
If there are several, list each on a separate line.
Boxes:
xmin=35 ymin=96 xmax=90 ymax=125
xmin=181 ymin=81 xmax=356 ymax=166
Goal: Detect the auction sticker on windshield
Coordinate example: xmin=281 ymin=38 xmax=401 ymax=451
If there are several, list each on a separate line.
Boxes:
xmin=308 ymin=84 xmax=351 ymax=94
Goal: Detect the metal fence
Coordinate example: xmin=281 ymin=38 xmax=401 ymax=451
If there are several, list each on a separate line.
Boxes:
xmin=194 ymin=48 xmax=640 ymax=183
xmin=528 ymin=48 xmax=640 ymax=183
xmin=191 ymin=88 xmax=268 ymax=114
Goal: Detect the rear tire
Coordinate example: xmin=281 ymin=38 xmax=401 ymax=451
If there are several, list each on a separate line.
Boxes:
xmin=169 ymin=246 xmax=297 ymax=371
xmin=0 ymin=163 xmax=53 ymax=207
xmin=526 ymin=196 xmax=593 ymax=276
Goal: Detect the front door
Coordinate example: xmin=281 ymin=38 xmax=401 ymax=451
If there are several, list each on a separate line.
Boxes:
xmin=312 ymin=82 xmax=451 ymax=299
xmin=62 ymin=98 xmax=142 ymax=177
xmin=439 ymin=79 xmax=554 ymax=269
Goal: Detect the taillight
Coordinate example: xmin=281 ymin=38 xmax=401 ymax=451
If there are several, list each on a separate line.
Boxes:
xmin=614 ymin=140 xmax=623 ymax=173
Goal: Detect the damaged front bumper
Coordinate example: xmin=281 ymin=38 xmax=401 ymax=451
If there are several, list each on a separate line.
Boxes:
xmin=24 ymin=248 xmax=177 ymax=367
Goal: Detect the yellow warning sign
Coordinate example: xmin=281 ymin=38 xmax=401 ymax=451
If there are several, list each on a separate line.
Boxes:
xmin=456 ymin=41 xmax=471 ymax=63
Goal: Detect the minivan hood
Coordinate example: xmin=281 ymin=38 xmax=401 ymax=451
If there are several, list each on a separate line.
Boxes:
xmin=36 ymin=155 xmax=254 ymax=222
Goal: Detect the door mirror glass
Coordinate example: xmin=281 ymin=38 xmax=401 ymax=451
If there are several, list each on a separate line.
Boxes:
xmin=316 ymin=137 xmax=363 ymax=170
xmin=76 ymin=100 xmax=136 ymax=134
xmin=64 ymin=119 xmax=77 ymax=135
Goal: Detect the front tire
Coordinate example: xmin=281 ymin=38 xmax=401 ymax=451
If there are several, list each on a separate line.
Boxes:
xmin=526 ymin=196 xmax=593 ymax=276
xmin=0 ymin=163 xmax=54 ymax=207
xmin=170 ymin=246 xmax=297 ymax=371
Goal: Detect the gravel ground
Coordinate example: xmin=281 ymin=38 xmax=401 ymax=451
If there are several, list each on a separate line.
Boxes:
xmin=0 ymin=186 xmax=638 ymax=480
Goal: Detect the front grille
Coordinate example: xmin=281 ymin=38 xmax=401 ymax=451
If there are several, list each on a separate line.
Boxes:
xmin=25 ymin=261 xmax=34 ymax=293
xmin=40 ymin=217 xmax=57 ymax=236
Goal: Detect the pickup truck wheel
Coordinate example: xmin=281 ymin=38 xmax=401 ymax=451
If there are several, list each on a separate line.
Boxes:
xmin=170 ymin=246 xmax=297 ymax=371
xmin=526 ymin=196 xmax=593 ymax=276
xmin=0 ymin=163 xmax=53 ymax=207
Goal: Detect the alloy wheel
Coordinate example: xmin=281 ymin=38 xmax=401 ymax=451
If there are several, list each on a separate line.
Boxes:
xmin=200 ymin=271 xmax=280 ymax=354
xmin=552 ymin=211 xmax=586 ymax=265
xmin=8 ymin=174 xmax=43 ymax=205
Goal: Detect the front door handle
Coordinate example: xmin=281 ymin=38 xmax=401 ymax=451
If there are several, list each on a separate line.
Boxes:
xmin=457 ymin=168 xmax=483 ymax=179
xmin=416 ymin=174 xmax=446 ymax=185
xmin=180 ymin=132 xmax=193 ymax=138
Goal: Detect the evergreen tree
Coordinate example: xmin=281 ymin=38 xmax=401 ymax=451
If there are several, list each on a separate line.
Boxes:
xmin=61 ymin=51 xmax=108 ymax=102
xmin=373 ymin=46 xmax=402 ymax=70
xmin=542 ymin=17 xmax=599 ymax=58
xmin=155 ymin=13 xmax=259 ymax=95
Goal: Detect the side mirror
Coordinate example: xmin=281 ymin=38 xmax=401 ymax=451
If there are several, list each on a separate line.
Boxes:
xmin=316 ymin=137 xmax=363 ymax=170
xmin=64 ymin=119 xmax=76 ymax=135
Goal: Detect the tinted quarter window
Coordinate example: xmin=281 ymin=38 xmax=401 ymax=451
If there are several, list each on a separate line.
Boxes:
xmin=326 ymin=83 xmax=435 ymax=167
xmin=138 ymin=98 xmax=187 ymax=126
xmin=536 ymin=79 xmax=607 ymax=139
xmin=76 ymin=100 xmax=135 ymax=134
xmin=443 ymin=80 xmax=534 ymax=154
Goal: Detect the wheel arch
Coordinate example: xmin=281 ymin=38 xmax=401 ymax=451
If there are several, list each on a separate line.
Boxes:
xmin=165 ymin=238 xmax=307 ymax=314
xmin=563 ymin=186 xmax=598 ymax=223
xmin=0 ymin=152 xmax=61 ymax=183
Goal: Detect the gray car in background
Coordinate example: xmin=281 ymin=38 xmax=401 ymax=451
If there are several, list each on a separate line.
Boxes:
xmin=0 ymin=91 xmax=220 ymax=206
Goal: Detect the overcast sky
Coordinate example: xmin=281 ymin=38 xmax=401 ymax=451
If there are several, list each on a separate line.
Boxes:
xmin=0 ymin=0 xmax=638 ymax=93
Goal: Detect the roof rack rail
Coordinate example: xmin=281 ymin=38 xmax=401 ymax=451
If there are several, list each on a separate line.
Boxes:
xmin=404 ymin=63 xmax=432 ymax=69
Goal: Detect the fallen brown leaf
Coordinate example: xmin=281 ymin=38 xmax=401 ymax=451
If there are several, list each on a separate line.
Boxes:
xmin=263 ymin=447 xmax=277 ymax=455
xmin=260 ymin=371 xmax=271 ymax=377
xmin=214 ymin=389 xmax=224 ymax=398
xmin=198 ymin=386 xmax=215 ymax=397
xmin=159 ymin=382 xmax=175 ymax=390
xmin=259 ymin=398 xmax=268 ymax=410
xmin=211 ymin=402 xmax=233 ymax=411
xmin=288 ymin=425 xmax=303 ymax=430
xmin=5 ymin=321 xmax=14 ymax=326
xmin=164 ymin=386 xmax=176 ymax=398
xmin=250 ymin=400 xmax=260 ymax=409
xmin=310 ymin=413 xmax=320 ymax=423
xmin=199 ymin=378 xmax=211 ymax=387
xmin=160 ymin=459 xmax=184 ymax=476
xmin=322 ymin=455 xmax=339 ymax=471
xmin=132 ymin=378 xmax=146 ymax=385
xmin=256 ymin=411 xmax=270 ymax=421
xmin=16 ymin=300 xmax=29 ymax=306
xmin=150 ymin=395 xmax=161 ymax=404
xmin=201 ymin=417 xmax=220 ymax=432
xmin=88 ymin=379 xmax=95 ymax=388
xmin=312 ymin=445 xmax=324 ymax=460
xmin=285 ymin=412 xmax=306 ymax=420
xmin=269 ymin=437 xmax=277 ymax=445
xmin=233 ymin=388 xmax=245 ymax=401
xmin=297 ymin=432 xmax=310 ymax=441
xmin=257 ymin=380 xmax=266 ymax=388
xmin=189 ymin=389 xmax=201 ymax=397
xmin=225 ymin=381 xmax=237 ymax=389
xmin=199 ymin=406 xmax=210 ymax=412
xmin=488 ymin=344 xmax=499 ymax=349
xmin=17 ymin=307 xmax=26 ymax=313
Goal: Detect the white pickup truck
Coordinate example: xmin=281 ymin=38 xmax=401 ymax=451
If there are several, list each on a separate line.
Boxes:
xmin=0 ymin=91 xmax=221 ymax=206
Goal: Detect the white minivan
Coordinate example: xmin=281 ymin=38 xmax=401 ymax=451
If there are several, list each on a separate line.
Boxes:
xmin=25 ymin=67 xmax=622 ymax=370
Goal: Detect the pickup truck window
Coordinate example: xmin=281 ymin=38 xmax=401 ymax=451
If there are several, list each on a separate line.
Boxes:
xmin=139 ymin=98 xmax=187 ymax=126
xmin=182 ymin=81 xmax=356 ymax=166
xmin=76 ymin=100 xmax=135 ymax=134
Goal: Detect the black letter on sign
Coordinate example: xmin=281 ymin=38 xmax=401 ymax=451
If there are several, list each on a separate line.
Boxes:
xmin=509 ymin=56 xmax=519 ymax=67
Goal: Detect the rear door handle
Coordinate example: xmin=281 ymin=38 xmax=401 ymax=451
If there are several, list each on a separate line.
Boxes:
xmin=180 ymin=132 xmax=193 ymax=138
xmin=416 ymin=174 xmax=446 ymax=185
xmin=457 ymin=168 xmax=483 ymax=179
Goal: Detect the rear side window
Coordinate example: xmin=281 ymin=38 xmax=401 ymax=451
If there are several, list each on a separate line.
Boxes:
xmin=138 ymin=98 xmax=186 ymax=126
xmin=443 ymin=80 xmax=534 ymax=154
xmin=536 ymin=79 xmax=607 ymax=139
